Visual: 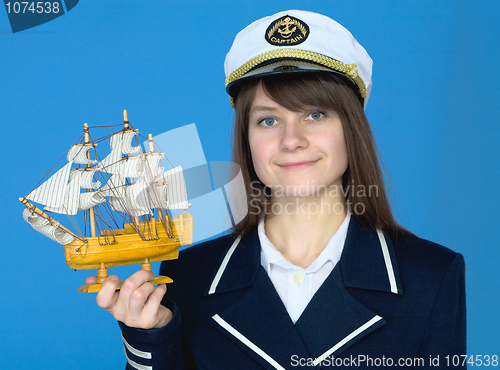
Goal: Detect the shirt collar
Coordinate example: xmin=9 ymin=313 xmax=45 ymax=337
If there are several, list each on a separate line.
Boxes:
xmin=259 ymin=212 xmax=352 ymax=274
xmin=205 ymin=215 xmax=403 ymax=296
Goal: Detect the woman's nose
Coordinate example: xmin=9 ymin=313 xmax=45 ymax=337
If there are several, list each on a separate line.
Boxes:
xmin=279 ymin=120 xmax=308 ymax=152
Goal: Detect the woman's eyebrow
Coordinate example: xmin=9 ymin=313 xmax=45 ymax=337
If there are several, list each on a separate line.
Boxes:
xmin=249 ymin=105 xmax=279 ymax=114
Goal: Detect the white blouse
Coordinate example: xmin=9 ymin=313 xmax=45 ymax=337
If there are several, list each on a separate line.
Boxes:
xmin=259 ymin=212 xmax=351 ymax=323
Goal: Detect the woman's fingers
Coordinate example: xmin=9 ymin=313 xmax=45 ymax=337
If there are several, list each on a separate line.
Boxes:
xmin=115 ymin=270 xmax=154 ymax=312
xmin=111 ymin=270 xmax=162 ymax=328
xmin=92 ymin=270 xmax=172 ymax=329
xmin=141 ymin=284 xmax=171 ymax=328
xmin=85 ymin=275 xmax=97 ymax=285
xmin=128 ymin=281 xmax=156 ymax=321
xmin=95 ymin=275 xmax=120 ymax=310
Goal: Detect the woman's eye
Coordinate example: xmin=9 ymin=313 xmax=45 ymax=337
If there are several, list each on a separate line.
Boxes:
xmin=259 ymin=118 xmax=278 ymax=127
xmin=307 ymin=111 xmax=324 ymax=120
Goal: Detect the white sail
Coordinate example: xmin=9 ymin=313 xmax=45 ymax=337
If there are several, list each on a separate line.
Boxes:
xmin=23 ymin=207 xmax=75 ymax=245
xmin=101 ymin=174 xmax=126 ymax=197
xmin=144 ymin=153 xmax=164 ymax=182
xmin=146 ymin=154 xmax=164 ymax=174
xmin=147 ymin=184 xmax=168 ymax=209
xmin=97 ymin=131 xmax=142 ymax=175
xmin=22 ymin=122 xmax=192 ymax=246
xmin=43 ymin=168 xmax=81 ymax=215
xmin=119 ymin=157 xmax=145 ymax=178
xmin=125 ymin=180 xmax=152 ymax=216
xmin=110 ymin=133 xmax=122 ymax=151
xmin=108 ymin=180 xmax=152 ymax=217
xmin=26 ymin=163 xmax=72 ymax=207
xmin=108 ymin=196 xmax=129 ymax=215
xmin=160 ymin=166 xmax=189 ymax=209
xmin=26 ymin=162 xmax=81 ymax=215
xmin=79 ymin=170 xmax=101 ymax=190
xmin=21 ymin=120 xmax=197 ymax=250
xmin=109 ymin=131 xmax=141 ymax=153
xmin=67 ymin=145 xmax=97 ymax=165
xmin=79 ymin=191 xmax=106 ymax=211
xmin=120 ymin=131 xmax=142 ymax=154
xmin=96 ymin=142 xmax=123 ymax=174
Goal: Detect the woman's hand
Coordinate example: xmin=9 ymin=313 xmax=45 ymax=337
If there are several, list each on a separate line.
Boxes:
xmin=86 ymin=270 xmax=173 ymax=329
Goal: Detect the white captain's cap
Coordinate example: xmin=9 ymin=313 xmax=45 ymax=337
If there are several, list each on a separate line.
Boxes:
xmin=224 ymin=10 xmax=373 ymax=108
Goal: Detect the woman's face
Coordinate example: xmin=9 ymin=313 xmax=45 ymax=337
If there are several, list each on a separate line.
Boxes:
xmin=248 ymin=86 xmax=348 ymax=198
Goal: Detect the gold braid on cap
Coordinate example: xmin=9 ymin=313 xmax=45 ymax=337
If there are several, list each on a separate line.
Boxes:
xmin=226 ymin=49 xmax=367 ymax=107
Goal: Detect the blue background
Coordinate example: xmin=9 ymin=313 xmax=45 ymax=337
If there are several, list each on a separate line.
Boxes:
xmin=1 ymin=1 xmax=499 ymax=368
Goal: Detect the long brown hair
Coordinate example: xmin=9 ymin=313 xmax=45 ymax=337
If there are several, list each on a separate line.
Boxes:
xmin=231 ymin=72 xmax=413 ymax=238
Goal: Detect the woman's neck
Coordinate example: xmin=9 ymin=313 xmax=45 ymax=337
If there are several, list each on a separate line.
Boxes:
xmin=264 ymin=187 xmax=347 ymax=268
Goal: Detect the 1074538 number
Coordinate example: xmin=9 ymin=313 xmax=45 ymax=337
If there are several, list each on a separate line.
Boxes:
xmin=5 ymin=2 xmax=60 ymax=14
xmin=445 ymin=355 xmax=498 ymax=367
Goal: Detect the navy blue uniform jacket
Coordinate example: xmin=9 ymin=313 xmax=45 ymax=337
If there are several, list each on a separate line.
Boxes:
xmin=119 ymin=218 xmax=466 ymax=369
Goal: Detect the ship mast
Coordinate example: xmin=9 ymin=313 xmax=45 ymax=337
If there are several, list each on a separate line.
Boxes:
xmin=147 ymin=133 xmax=158 ymax=241
xmin=123 ymin=110 xmax=141 ymax=229
xmin=124 ymin=109 xmax=154 ymax=273
xmin=84 ymin=122 xmax=108 ymax=283
xmin=84 ymin=123 xmax=97 ymax=238
xmin=123 ymin=109 xmax=129 ymax=130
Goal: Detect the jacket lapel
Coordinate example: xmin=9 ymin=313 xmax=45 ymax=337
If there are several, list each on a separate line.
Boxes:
xmin=340 ymin=217 xmax=404 ymax=295
xmin=204 ymin=218 xmax=403 ymax=368
xmin=205 ymin=232 xmax=310 ymax=369
xmin=211 ymin=268 xmax=311 ymax=369
xmin=294 ymin=266 xmax=386 ymax=365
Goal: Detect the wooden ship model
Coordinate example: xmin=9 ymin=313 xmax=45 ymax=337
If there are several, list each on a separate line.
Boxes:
xmin=20 ymin=110 xmax=193 ymax=293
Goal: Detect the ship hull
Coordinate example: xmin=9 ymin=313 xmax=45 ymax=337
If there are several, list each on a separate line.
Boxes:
xmin=64 ymin=212 xmax=192 ymax=270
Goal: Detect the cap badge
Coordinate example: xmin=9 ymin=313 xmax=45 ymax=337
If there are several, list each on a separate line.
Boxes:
xmin=265 ymin=15 xmax=309 ymax=46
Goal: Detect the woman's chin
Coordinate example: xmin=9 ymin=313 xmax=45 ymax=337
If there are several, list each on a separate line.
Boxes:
xmin=269 ymin=181 xmax=343 ymax=199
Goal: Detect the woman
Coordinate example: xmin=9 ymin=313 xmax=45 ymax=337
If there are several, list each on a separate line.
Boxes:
xmin=91 ymin=10 xmax=466 ymax=369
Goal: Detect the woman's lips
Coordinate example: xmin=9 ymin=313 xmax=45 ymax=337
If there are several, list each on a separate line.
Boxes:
xmin=277 ymin=159 xmax=319 ymax=171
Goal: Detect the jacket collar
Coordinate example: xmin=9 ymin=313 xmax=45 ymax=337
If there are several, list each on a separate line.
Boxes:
xmin=205 ymin=217 xmax=404 ymax=297
xmin=204 ymin=218 xmax=403 ymax=368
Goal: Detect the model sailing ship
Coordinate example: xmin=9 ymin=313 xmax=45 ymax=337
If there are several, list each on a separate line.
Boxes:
xmin=20 ymin=110 xmax=193 ymax=293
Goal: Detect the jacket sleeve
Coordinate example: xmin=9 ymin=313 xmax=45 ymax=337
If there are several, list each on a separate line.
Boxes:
xmin=416 ymin=253 xmax=467 ymax=368
xmin=118 ymin=299 xmax=185 ymax=370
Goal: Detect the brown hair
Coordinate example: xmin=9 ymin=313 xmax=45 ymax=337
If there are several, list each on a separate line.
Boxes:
xmin=231 ymin=72 xmax=413 ymax=238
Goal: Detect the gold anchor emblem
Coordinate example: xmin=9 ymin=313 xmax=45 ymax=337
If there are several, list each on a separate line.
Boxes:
xmin=277 ymin=17 xmax=296 ymax=39
xmin=265 ymin=15 xmax=309 ymax=46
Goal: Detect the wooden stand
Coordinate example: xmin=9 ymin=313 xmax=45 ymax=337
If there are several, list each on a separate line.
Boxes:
xmin=77 ymin=258 xmax=172 ymax=293
xmin=141 ymin=257 xmax=153 ymax=273
xmin=97 ymin=263 xmax=108 ymax=283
